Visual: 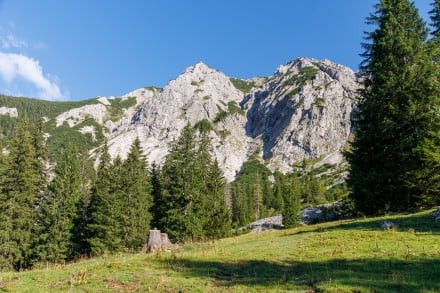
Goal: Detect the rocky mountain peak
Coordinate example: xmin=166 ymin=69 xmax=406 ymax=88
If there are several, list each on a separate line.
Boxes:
xmin=183 ymin=61 xmax=212 ymax=75
xmin=101 ymin=58 xmax=361 ymax=181
xmin=275 ymin=57 xmax=317 ymax=76
xmin=107 ymin=62 xmax=247 ymax=180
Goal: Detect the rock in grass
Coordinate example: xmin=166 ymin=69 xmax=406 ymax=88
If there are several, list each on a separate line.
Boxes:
xmin=380 ymin=220 xmax=395 ymax=229
xmin=434 ymin=208 xmax=440 ymax=223
xmin=246 ymin=215 xmax=284 ymax=233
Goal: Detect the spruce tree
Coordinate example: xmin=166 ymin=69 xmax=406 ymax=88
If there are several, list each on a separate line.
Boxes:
xmin=347 ymin=0 xmax=431 ymax=214
xmin=230 ymin=156 xmax=272 ymax=225
xmin=159 ymin=124 xmax=203 ymax=242
xmin=32 ymin=145 xmax=82 ymax=264
xmin=204 ymin=160 xmax=232 ymax=239
xmin=120 ymin=138 xmax=152 ymax=250
xmin=150 ymin=161 xmax=164 ymax=230
xmin=32 ymin=117 xmax=49 ymax=204
xmin=87 ymin=143 xmax=123 ymax=255
xmin=0 ymin=119 xmax=40 ymax=270
xmin=430 ymin=0 xmax=440 ymax=38
xmin=282 ymin=176 xmax=301 ymax=228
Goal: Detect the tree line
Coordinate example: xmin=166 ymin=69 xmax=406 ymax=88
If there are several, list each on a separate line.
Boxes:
xmin=0 ymin=120 xmax=234 ymax=270
xmin=0 ymin=117 xmax=329 ymax=271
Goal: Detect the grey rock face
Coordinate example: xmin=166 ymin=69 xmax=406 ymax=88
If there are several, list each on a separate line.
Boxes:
xmin=243 ymin=58 xmax=359 ymax=172
xmin=108 ymin=62 xmax=249 ymax=181
xmin=91 ymin=58 xmax=360 ymax=181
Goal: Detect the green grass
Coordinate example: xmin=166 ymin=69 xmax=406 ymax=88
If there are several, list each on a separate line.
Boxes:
xmin=1 ymin=210 xmax=439 ymax=292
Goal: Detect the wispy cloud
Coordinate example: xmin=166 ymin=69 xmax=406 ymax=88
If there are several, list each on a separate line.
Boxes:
xmin=0 ymin=25 xmax=45 ymax=49
xmin=0 ymin=52 xmax=66 ymax=100
xmin=0 ymin=34 xmax=28 ymax=49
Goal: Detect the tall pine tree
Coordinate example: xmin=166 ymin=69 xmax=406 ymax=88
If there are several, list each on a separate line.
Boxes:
xmin=87 ymin=143 xmax=123 ymax=255
xmin=32 ymin=145 xmax=82 ymax=264
xmin=0 ymin=119 xmax=40 ymax=270
xmin=159 ymin=124 xmax=204 ymax=242
xmin=150 ymin=161 xmax=164 ymax=230
xmin=347 ymin=0 xmax=432 ymax=214
xmin=120 ymin=138 xmax=152 ymax=250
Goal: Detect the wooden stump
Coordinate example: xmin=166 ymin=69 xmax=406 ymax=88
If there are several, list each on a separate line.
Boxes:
xmin=160 ymin=233 xmax=172 ymax=250
xmin=146 ymin=228 xmax=162 ymax=253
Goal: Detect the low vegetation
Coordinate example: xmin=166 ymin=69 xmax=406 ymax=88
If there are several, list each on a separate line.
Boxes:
xmin=284 ymin=66 xmax=319 ymax=87
xmin=105 ymin=96 xmax=137 ymax=122
xmin=230 ymin=78 xmax=257 ymax=94
xmin=0 ymin=210 xmax=438 ymax=292
xmin=214 ymin=101 xmax=244 ymax=123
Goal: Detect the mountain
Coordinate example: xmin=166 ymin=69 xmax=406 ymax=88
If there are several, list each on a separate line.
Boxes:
xmin=0 ymin=57 xmax=361 ymax=182
xmin=106 ymin=58 xmax=360 ymax=181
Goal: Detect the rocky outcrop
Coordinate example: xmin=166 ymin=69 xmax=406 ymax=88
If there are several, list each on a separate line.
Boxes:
xmin=107 ymin=62 xmax=249 ymax=181
xmin=242 ymin=58 xmax=359 ymax=173
xmin=246 ymin=215 xmax=284 ymax=233
xmin=55 ymin=103 xmax=107 ymax=127
xmin=0 ymin=107 xmax=18 ymax=117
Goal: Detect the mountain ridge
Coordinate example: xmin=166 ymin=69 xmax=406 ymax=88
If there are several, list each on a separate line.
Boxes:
xmin=0 ymin=57 xmax=361 ymax=182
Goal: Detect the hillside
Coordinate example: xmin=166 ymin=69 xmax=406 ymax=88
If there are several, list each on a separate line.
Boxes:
xmin=1 ymin=210 xmax=439 ymax=292
xmin=0 ymin=89 xmax=155 ymax=160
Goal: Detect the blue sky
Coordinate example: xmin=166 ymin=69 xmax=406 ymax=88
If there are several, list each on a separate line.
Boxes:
xmin=0 ymin=0 xmax=433 ymax=101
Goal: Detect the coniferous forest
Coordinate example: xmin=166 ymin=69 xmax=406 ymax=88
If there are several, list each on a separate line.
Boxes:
xmin=0 ymin=0 xmax=439 ymax=273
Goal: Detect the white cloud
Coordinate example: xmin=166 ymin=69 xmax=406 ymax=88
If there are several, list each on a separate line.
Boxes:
xmin=0 ymin=52 xmax=66 ymax=100
xmin=0 ymin=34 xmax=28 ymax=49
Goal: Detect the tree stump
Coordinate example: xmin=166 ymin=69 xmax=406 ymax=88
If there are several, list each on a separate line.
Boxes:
xmin=160 ymin=233 xmax=172 ymax=250
xmin=146 ymin=228 xmax=162 ymax=253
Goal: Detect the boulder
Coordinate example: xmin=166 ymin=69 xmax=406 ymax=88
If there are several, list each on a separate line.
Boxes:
xmin=380 ymin=220 xmax=395 ymax=229
xmin=434 ymin=208 xmax=440 ymax=223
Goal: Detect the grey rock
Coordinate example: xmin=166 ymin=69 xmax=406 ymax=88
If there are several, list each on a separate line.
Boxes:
xmin=380 ymin=220 xmax=395 ymax=229
xmin=434 ymin=208 xmax=440 ymax=223
xmin=300 ymin=201 xmax=352 ymax=224
xmin=246 ymin=215 xmax=284 ymax=233
xmin=0 ymin=107 xmax=18 ymax=117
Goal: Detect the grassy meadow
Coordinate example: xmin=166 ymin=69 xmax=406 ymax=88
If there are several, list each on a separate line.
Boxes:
xmin=0 ymin=209 xmax=439 ymax=292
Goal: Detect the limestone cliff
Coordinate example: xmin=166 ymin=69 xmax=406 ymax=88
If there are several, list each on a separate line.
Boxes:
xmin=104 ymin=58 xmax=360 ymax=181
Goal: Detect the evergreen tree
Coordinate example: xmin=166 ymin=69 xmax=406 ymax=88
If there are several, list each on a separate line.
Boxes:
xmin=0 ymin=119 xmax=40 ymax=270
xmin=159 ymin=124 xmax=203 ymax=242
xmin=230 ymin=156 xmax=272 ymax=225
xmin=204 ymin=160 xmax=232 ymax=239
xmin=194 ymin=129 xmax=213 ymax=228
xmin=270 ymin=171 xmax=286 ymax=212
xmin=430 ymin=0 xmax=440 ymax=38
xmin=32 ymin=145 xmax=81 ymax=264
xmin=282 ymin=176 xmax=301 ymax=228
xmin=87 ymin=143 xmax=123 ymax=255
xmin=70 ymin=152 xmax=93 ymax=258
xmin=347 ymin=0 xmax=432 ymax=214
xmin=150 ymin=161 xmax=164 ymax=229
xmin=120 ymin=138 xmax=152 ymax=250
xmin=32 ymin=117 xmax=49 ymax=204
xmin=416 ymin=0 xmax=440 ymax=206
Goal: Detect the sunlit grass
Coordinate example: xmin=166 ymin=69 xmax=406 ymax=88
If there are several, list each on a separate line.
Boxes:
xmin=1 ymin=209 xmax=439 ymax=292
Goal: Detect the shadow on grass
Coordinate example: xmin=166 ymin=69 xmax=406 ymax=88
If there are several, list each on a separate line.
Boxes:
xmin=289 ymin=210 xmax=440 ymax=236
xmin=160 ymin=257 xmax=440 ymax=292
